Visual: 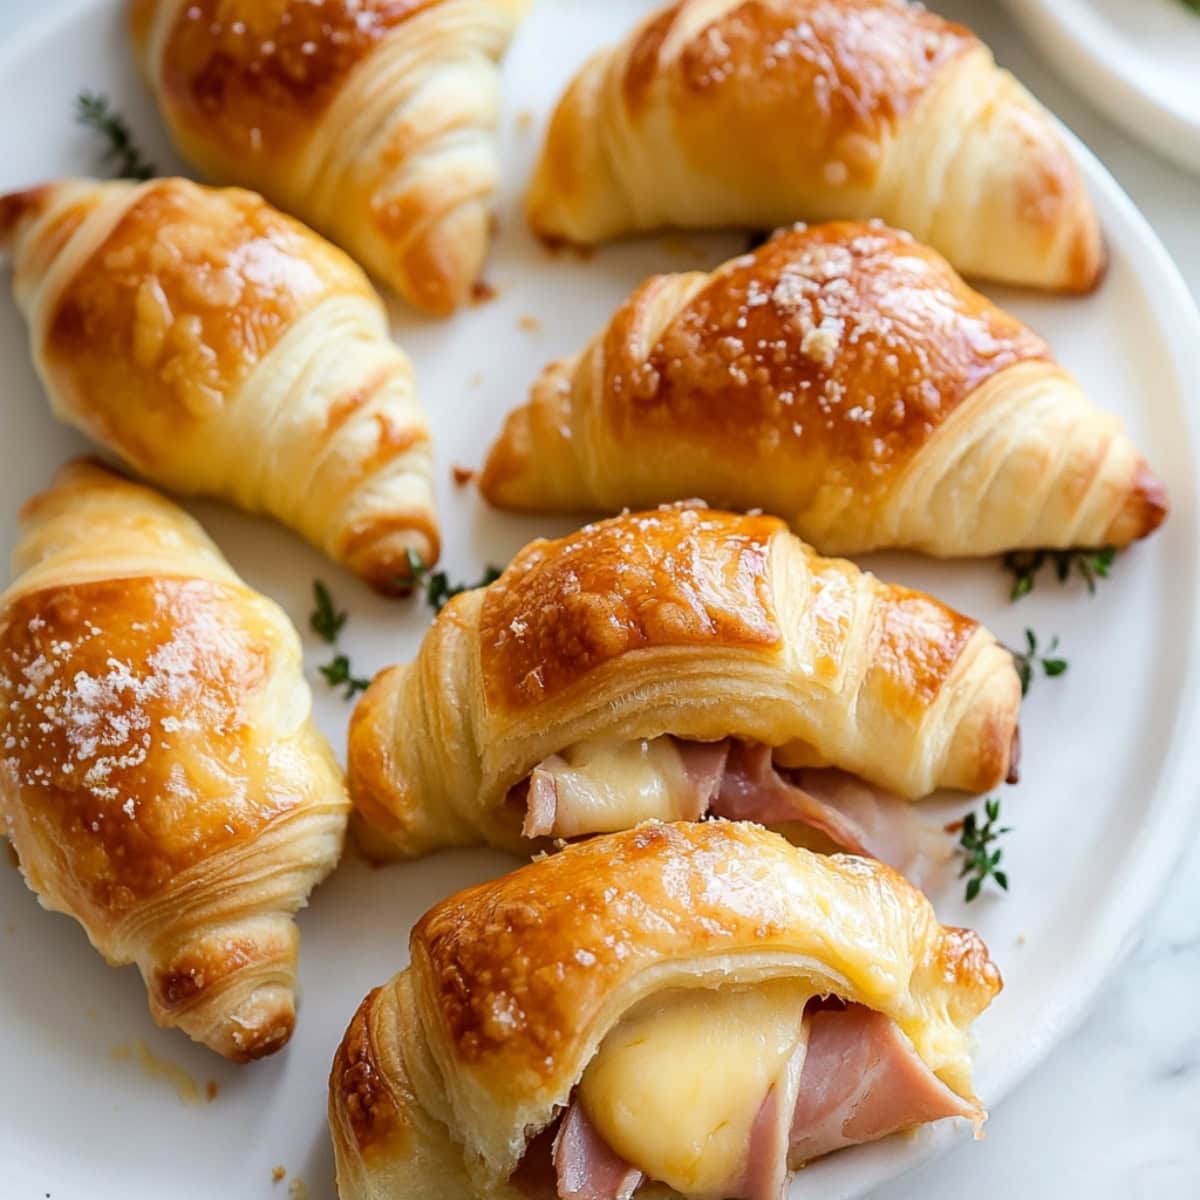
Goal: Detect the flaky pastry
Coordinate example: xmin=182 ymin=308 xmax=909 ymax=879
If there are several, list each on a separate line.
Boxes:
xmin=329 ymin=821 xmax=1002 ymax=1198
xmin=0 ymin=460 xmax=348 ymax=1060
xmin=1 ymin=176 xmax=437 ymax=592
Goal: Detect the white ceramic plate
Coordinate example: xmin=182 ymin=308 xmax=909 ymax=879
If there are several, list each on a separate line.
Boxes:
xmin=2 ymin=2 xmax=1199 ymax=1198
xmin=1006 ymin=0 xmax=1200 ymax=176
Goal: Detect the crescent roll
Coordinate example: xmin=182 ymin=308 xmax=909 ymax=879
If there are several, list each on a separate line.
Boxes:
xmin=328 ymin=821 xmax=1002 ymax=1199
xmin=0 ymin=176 xmax=437 ymax=592
xmin=526 ymin=0 xmax=1103 ymax=293
xmin=0 ymin=460 xmax=349 ymax=1060
xmin=481 ymin=222 xmax=1166 ymax=557
xmin=347 ymin=505 xmax=1021 ymax=876
xmin=130 ymin=0 xmax=529 ymax=315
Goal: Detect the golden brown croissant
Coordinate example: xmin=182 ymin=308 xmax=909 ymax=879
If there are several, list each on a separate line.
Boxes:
xmin=130 ymin=0 xmax=529 ymax=315
xmin=481 ymin=222 xmax=1166 ymax=556
xmin=329 ymin=821 xmax=1001 ymax=1199
xmin=527 ymin=0 xmax=1103 ymax=293
xmin=0 ymin=176 xmax=437 ymax=593
xmin=347 ymin=505 xmax=1021 ymax=872
xmin=0 ymin=460 xmax=349 ymax=1060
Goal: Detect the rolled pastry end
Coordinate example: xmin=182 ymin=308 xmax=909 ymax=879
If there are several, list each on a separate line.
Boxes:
xmin=145 ymin=918 xmax=300 ymax=1062
xmin=0 ymin=183 xmax=54 ymax=251
xmin=940 ymin=641 xmax=1023 ymax=794
xmin=329 ymin=988 xmax=404 ymax=1184
xmin=347 ymin=665 xmax=471 ymax=860
xmin=526 ymin=53 xmax=630 ymax=246
xmin=479 ymin=359 xmax=576 ymax=511
xmin=1103 ymin=461 xmax=1169 ymax=547
xmin=479 ymin=405 xmax=539 ymax=511
xmin=390 ymin=198 xmax=493 ymax=318
xmin=335 ymin=515 xmax=441 ymax=598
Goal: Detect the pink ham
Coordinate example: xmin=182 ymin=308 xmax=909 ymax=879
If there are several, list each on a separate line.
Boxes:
xmin=553 ymin=1101 xmax=644 ymax=1200
xmin=677 ymin=737 xmax=731 ymax=805
xmin=522 ymin=757 xmax=567 ymax=838
xmin=787 ymin=1005 xmax=978 ymax=1164
xmin=709 ymin=743 xmax=953 ymax=890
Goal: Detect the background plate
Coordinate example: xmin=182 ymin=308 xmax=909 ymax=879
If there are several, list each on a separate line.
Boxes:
xmin=1006 ymin=0 xmax=1200 ymax=176
xmin=1 ymin=2 xmax=1199 ymax=1198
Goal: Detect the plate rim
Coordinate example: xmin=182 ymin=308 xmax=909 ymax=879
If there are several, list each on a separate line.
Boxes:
xmin=1 ymin=2 xmax=1199 ymax=1197
xmin=1005 ymin=0 xmax=1200 ymax=176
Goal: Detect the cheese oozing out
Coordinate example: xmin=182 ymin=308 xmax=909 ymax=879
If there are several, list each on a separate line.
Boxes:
xmin=576 ymin=981 xmax=814 ymax=1196
xmin=532 ymin=737 xmax=700 ymax=835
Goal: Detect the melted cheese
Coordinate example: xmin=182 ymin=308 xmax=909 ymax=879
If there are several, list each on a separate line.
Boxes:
xmin=539 ymin=737 xmax=695 ymax=836
xmin=577 ymin=981 xmax=813 ymax=1196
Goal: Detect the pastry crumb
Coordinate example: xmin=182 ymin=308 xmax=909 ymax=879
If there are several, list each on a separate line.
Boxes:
xmin=452 ymin=465 xmax=475 ymax=487
xmin=470 ymin=279 xmax=498 ymax=305
xmin=541 ymin=237 xmax=594 ymax=261
xmin=516 ymin=109 xmax=534 ymax=132
xmin=271 ymin=1167 xmax=286 ymax=1184
xmin=288 ymin=1178 xmax=309 ymax=1200
xmin=518 ymin=315 xmax=541 ymax=333
xmin=470 ymin=373 xmax=484 ymax=388
xmin=1015 ymin=933 xmax=1027 ymax=946
xmin=206 ymin=1080 xmax=219 ymax=1102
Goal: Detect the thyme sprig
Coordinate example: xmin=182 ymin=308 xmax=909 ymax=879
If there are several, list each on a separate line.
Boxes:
xmin=1009 ymin=628 xmax=1068 ymax=696
xmin=1002 ymin=547 xmax=1116 ymax=602
xmin=404 ymin=549 xmax=504 ymax=613
xmin=957 ymin=798 xmax=1012 ymax=903
xmin=309 ymin=581 xmax=370 ymax=702
xmin=310 ymin=580 xmax=347 ymax=644
xmin=75 ymin=91 xmax=156 ymax=181
xmin=318 ymin=654 xmax=371 ymax=700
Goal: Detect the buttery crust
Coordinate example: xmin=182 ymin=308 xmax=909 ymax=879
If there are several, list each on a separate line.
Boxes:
xmin=0 ymin=460 xmax=349 ymax=1060
xmin=347 ymin=505 xmax=1021 ymax=859
xmin=131 ymin=0 xmax=529 ymax=314
xmin=0 ymin=177 xmax=437 ymax=592
xmin=526 ymin=0 xmax=1104 ymax=293
xmin=329 ymin=821 xmax=1002 ymax=1197
xmin=480 ymin=222 xmax=1166 ymax=555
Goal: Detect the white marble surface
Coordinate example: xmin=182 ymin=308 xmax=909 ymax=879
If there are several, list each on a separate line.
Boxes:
xmin=0 ymin=0 xmax=1197 ymax=1196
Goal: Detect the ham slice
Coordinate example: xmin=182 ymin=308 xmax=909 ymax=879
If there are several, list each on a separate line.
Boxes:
xmin=552 ymin=1101 xmax=644 ymax=1200
xmin=709 ymin=743 xmax=953 ymax=890
xmin=676 ymin=737 xmax=731 ymax=804
xmin=523 ymin=758 xmax=565 ymax=838
xmin=788 ymin=1005 xmax=978 ymax=1164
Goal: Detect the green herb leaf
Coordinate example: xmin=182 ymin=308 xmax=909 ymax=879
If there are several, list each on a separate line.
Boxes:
xmin=310 ymin=581 xmax=347 ymax=644
xmin=1001 ymin=547 xmax=1118 ymax=602
xmin=1008 ymin=628 xmax=1069 ymax=697
xmin=319 ymin=653 xmax=371 ymax=700
xmin=401 ymin=551 xmax=505 ymax=613
xmin=956 ymin=798 xmax=1013 ymax=903
xmin=75 ymin=92 xmax=156 ymax=181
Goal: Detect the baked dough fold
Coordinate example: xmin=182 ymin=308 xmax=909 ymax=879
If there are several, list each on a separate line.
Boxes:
xmin=1 ymin=177 xmax=437 ymax=592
